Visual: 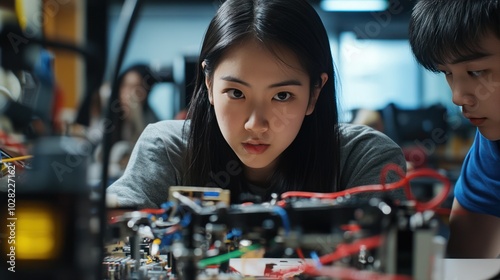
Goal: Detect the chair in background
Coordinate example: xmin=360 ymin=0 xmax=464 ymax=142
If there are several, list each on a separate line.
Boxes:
xmin=380 ymin=102 xmax=450 ymax=204
xmin=382 ymin=103 xmax=448 ymax=145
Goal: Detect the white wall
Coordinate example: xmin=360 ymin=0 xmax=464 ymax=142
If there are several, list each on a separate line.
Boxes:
xmin=108 ymin=3 xmax=216 ymax=71
xmin=107 ymin=3 xmax=216 ymax=119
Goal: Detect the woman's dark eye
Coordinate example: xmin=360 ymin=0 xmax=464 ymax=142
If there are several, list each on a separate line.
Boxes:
xmin=273 ymin=92 xmax=291 ymax=101
xmin=227 ymin=89 xmax=245 ymax=99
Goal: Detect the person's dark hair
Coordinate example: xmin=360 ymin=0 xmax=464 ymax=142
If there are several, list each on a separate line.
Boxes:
xmin=183 ymin=0 xmax=340 ymax=202
xmin=112 ymin=64 xmax=159 ymax=145
xmin=409 ymin=0 xmax=500 ymax=72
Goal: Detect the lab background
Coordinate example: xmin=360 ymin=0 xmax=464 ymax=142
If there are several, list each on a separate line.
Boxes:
xmin=0 ymin=0 xmax=486 ymax=279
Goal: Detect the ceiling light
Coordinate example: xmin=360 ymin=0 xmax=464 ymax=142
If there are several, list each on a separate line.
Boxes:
xmin=321 ymin=0 xmax=389 ymax=12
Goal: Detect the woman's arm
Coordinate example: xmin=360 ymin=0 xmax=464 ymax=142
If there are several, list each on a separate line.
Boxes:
xmin=106 ymin=121 xmax=186 ymax=209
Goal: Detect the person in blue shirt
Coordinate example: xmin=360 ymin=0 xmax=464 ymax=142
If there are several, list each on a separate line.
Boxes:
xmin=409 ymin=0 xmax=500 ymax=258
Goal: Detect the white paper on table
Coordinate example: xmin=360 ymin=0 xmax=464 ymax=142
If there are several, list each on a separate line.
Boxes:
xmin=229 ymin=258 xmax=307 ymax=277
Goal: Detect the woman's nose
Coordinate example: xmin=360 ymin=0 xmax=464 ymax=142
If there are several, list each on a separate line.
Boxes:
xmin=244 ymin=107 xmax=269 ymax=134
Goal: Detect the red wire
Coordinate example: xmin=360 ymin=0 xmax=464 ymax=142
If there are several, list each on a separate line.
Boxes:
xmin=280 ymin=184 xmax=400 ymax=200
xmin=141 ymin=208 xmax=167 ymax=215
xmin=280 ymin=165 xmax=451 ymax=213
xmin=405 ymin=168 xmax=451 ymax=212
xmin=380 ymin=163 xmax=413 ymax=200
xmin=302 ymin=265 xmax=413 ymax=280
xmin=296 ymin=248 xmax=306 ymax=259
xmin=316 ymin=235 xmax=382 ymax=265
xmin=277 ymin=235 xmax=412 ymax=280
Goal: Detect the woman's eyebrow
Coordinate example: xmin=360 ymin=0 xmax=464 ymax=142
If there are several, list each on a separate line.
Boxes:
xmin=268 ymin=79 xmax=302 ymax=88
xmin=220 ymin=75 xmax=250 ymax=86
xmin=219 ymin=76 xmax=303 ymax=88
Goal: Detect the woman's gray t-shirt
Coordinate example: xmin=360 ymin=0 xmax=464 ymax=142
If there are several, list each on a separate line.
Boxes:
xmin=107 ymin=120 xmax=407 ymax=208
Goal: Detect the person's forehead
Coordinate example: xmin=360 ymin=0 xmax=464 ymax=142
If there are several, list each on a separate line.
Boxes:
xmin=439 ymin=33 xmax=500 ymax=65
xmin=217 ymin=39 xmax=303 ymax=72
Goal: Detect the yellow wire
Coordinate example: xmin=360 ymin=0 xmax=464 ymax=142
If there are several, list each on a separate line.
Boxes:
xmin=15 ymin=0 xmax=27 ymax=30
xmin=0 ymin=155 xmax=33 ymax=163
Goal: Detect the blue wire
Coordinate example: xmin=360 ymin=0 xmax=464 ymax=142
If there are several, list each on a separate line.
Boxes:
xmin=180 ymin=212 xmax=192 ymax=227
xmin=160 ymin=201 xmax=174 ymax=220
xmin=226 ymin=228 xmax=243 ymax=240
xmin=310 ymin=251 xmax=322 ymax=269
xmin=160 ymin=201 xmax=173 ymax=210
xmin=273 ymin=206 xmax=291 ymax=235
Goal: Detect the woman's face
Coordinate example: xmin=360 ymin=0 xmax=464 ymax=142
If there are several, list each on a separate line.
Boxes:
xmin=119 ymin=71 xmax=147 ymax=115
xmin=206 ymin=39 xmax=327 ymax=183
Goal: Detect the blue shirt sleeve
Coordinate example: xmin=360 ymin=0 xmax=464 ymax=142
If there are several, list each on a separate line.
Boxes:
xmin=454 ymin=130 xmax=500 ymax=218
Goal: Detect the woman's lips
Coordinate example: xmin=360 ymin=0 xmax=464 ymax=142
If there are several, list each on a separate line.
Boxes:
xmin=242 ymin=143 xmax=269 ymax=154
xmin=468 ymin=118 xmax=486 ymax=126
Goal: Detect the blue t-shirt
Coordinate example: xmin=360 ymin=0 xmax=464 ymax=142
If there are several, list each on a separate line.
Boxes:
xmin=455 ymin=130 xmax=500 ymax=218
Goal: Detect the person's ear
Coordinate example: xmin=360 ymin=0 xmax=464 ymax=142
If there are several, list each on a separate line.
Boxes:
xmin=306 ymin=73 xmax=328 ymax=115
xmin=202 ymin=61 xmax=213 ymax=105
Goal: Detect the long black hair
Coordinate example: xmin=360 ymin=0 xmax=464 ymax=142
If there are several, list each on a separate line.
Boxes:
xmin=409 ymin=0 xmax=500 ymax=72
xmin=183 ymin=0 xmax=340 ymax=202
xmin=111 ymin=64 xmax=159 ymax=146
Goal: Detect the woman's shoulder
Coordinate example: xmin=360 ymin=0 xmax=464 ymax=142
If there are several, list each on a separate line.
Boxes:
xmin=337 ymin=123 xmax=406 ymax=190
xmin=134 ymin=120 xmax=190 ymax=163
xmin=148 ymin=119 xmax=188 ymax=130
xmin=145 ymin=119 xmax=188 ymax=135
xmin=338 ymin=123 xmax=397 ymax=147
xmin=141 ymin=120 xmax=189 ymax=146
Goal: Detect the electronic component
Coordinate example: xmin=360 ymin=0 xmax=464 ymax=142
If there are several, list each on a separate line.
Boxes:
xmin=168 ymin=186 xmax=231 ymax=206
xmin=104 ymin=168 xmax=451 ymax=280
